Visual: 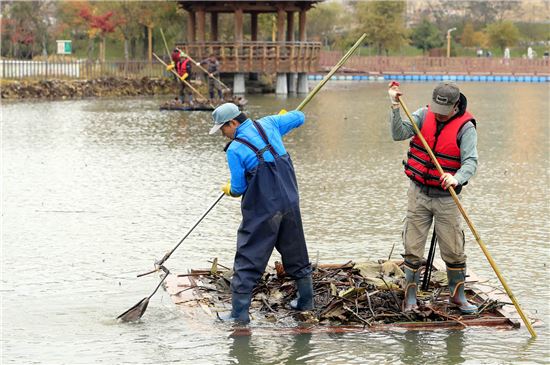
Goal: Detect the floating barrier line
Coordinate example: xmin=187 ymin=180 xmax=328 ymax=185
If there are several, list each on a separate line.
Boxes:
xmin=307 ymin=74 xmax=549 ymax=83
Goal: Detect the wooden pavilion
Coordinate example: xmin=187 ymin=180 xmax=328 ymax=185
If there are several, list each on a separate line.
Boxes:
xmin=176 ymin=1 xmax=322 ymax=94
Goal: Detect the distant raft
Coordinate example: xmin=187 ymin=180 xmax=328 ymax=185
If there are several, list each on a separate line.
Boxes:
xmin=161 ymin=259 xmax=530 ymax=333
xmin=160 ymin=96 xmax=248 ymax=111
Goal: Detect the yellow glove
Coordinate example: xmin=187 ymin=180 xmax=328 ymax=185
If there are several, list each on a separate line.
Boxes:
xmin=278 ymin=109 xmax=287 ymax=115
xmin=179 ymin=72 xmax=188 ymax=81
xmin=221 ymin=181 xmax=232 ymax=196
xmin=166 ymin=63 xmax=175 ymax=72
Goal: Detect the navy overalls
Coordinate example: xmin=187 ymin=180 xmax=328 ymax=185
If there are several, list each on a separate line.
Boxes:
xmin=229 ymin=120 xmax=312 ymax=295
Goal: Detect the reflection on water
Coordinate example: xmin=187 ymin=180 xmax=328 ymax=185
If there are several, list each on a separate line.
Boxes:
xmin=229 ymin=331 xmax=313 ymax=364
xmin=2 ymin=82 xmax=549 ymax=363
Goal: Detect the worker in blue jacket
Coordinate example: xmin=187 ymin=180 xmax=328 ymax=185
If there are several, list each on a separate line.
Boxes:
xmin=209 ymin=103 xmax=313 ymax=323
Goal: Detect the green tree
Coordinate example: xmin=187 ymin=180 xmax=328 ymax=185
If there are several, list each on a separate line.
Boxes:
xmin=460 ymin=22 xmax=488 ymax=48
xmin=354 ymin=1 xmax=408 ymax=56
xmin=1 ymin=0 xmax=56 ymax=58
xmin=466 ymin=1 xmax=518 ymax=27
xmin=108 ymin=1 xmax=142 ymax=62
xmin=307 ymin=2 xmax=347 ymax=48
xmin=485 ymin=21 xmax=520 ymax=51
xmin=460 ymin=22 xmax=476 ymax=47
xmin=410 ymin=19 xmax=443 ymax=54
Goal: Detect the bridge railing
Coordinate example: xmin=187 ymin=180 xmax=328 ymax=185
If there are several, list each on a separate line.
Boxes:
xmin=319 ymin=51 xmax=550 ymax=75
xmin=176 ymin=41 xmax=322 ymax=73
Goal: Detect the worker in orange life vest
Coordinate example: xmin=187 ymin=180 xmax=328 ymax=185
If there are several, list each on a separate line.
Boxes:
xmin=166 ymin=49 xmax=193 ymax=105
xmin=388 ymin=81 xmax=478 ymax=314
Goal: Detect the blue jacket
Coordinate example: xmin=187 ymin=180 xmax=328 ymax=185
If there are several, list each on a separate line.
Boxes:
xmin=227 ymin=110 xmax=305 ymax=195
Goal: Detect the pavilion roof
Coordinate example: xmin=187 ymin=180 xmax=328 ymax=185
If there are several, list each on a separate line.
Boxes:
xmin=178 ymin=1 xmax=322 ymax=13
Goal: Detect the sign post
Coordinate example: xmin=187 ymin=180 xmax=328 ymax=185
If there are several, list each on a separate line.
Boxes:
xmin=56 ymin=40 xmax=72 ymax=55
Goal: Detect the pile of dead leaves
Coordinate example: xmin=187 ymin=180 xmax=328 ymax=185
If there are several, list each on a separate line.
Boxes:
xmin=193 ymin=259 xmax=503 ymax=327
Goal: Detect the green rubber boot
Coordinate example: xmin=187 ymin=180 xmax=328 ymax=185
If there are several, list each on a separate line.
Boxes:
xmin=447 ymin=265 xmax=478 ymax=314
xmin=403 ymin=262 xmax=420 ymax=312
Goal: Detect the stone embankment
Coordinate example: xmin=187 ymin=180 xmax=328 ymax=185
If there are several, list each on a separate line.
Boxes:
xmin=1 ymin=77 xmax=176 ymax=99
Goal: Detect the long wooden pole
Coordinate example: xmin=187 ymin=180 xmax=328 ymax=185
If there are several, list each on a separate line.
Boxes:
xmin=296 ymin=33 xmax=367 ymax=111
xmin=152 ymin=52 xmax=213 ymax=108
xmin=397 ymin=96 xmax=537 ymax=338
xmin=159 ymin=28 xmax=171 ymax=59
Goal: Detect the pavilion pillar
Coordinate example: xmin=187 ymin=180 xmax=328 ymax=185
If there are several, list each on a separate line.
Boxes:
xmin=286 ymin=11 xmax=294 ymax=42
xmin=234 ymin=8 xmax=244 ymax=43
xmin=276 ymin=8 xmax=287 ymax=95
xmin=187 ymin=11 xmax=196 ymax=43
xmin=297 ymin=9 xmax=308 ymax=94
xmin=276 ymin=8 xmax=285 ymax=42
xmin=299 ymin=10 xmax=307 ymax=41
xmin=250 ymin=12 xmax=259 ymax=81
xmin=287 ymin=11 xmax=296 ymax=93
xmin=211 ymin=12 xmax=218 ymax=42
xmin=288 ymin=73 xmax=297 ymax=93
xmin=196 ymin=8 xmax=206 ymax=60
xmin=251 ymin=13 xmax=258 ymax=41
xmin=234 ymin=7 xmax=245 ymax=94
xmin=276 ymin=73 xmax=288 ymax=95
xmin=297 ymin=73 xmax=309 ymax=94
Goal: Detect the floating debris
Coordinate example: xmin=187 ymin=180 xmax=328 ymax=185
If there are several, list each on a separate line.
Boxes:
xmin=164 ymin=259 xmax=515 ymax=329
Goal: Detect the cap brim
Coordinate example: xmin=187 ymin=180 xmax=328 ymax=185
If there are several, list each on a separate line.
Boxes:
xmin=209 ymin=123 xmax=224 ymax=135
xmin=430 ymin=102 xmax=453 ymax=115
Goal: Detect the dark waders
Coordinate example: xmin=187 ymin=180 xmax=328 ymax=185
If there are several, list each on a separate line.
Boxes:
xmin=228 ymin=121 xmax=312 ymax=322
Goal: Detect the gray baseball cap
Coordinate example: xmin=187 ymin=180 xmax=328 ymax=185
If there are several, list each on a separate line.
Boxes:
xmin=430 ymin=82 xmax=460 ymax=115
xmin=209 ymin=103 xmax=240 ymax=134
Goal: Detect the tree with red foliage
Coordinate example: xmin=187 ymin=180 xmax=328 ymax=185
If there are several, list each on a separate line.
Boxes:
xmin=78 ymin=4 xmax=120 ymax=61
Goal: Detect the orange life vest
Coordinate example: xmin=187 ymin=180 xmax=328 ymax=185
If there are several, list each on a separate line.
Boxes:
xmin=404 ymin=107 xmax=475 ymax=189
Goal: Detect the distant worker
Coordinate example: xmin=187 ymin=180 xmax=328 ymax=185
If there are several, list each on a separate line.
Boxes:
xmin=200 ymin=54 xmax=223 ymax=101
xmin=209 ymin=103 xmax=314 ymax=323
xmin=387 ymin=81 xmax=478 ymax=315
xmin=167 ymin=49 xmax=193 ymax=105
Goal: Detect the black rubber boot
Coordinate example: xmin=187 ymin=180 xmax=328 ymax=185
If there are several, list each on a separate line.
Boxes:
xmin=403 ymin=262 xmax=420 ymax=312
xmin=219 ymin=293 xmax=251 ymax=323
xmin=290 ymin=275 xmax=314 ymax=311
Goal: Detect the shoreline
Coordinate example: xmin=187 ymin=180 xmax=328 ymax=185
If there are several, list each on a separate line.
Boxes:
xmin=0 ymin=77 xmax=176 ymax=100
xmin=2 ymin=72 xmax=548 ymax=101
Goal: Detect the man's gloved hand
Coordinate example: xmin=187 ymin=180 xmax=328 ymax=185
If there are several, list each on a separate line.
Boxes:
xmin=166 ymin=62 xmax=175 ymax=72
xmin=179 ymin=72 xmax=188 ymax=82
xmin=278 ymin=109 xmax=287 ymax=115
xmin=388 ymin=81 xmax=402 ymax=106
xmin=221 ymin=181 xmax=232 ymax=196
xmin=439 ymin=173 xmax=458 ymax=190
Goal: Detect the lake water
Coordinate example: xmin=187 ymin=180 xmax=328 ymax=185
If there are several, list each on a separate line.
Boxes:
xmin=2 ymin=82 xmax=549 ymax=364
